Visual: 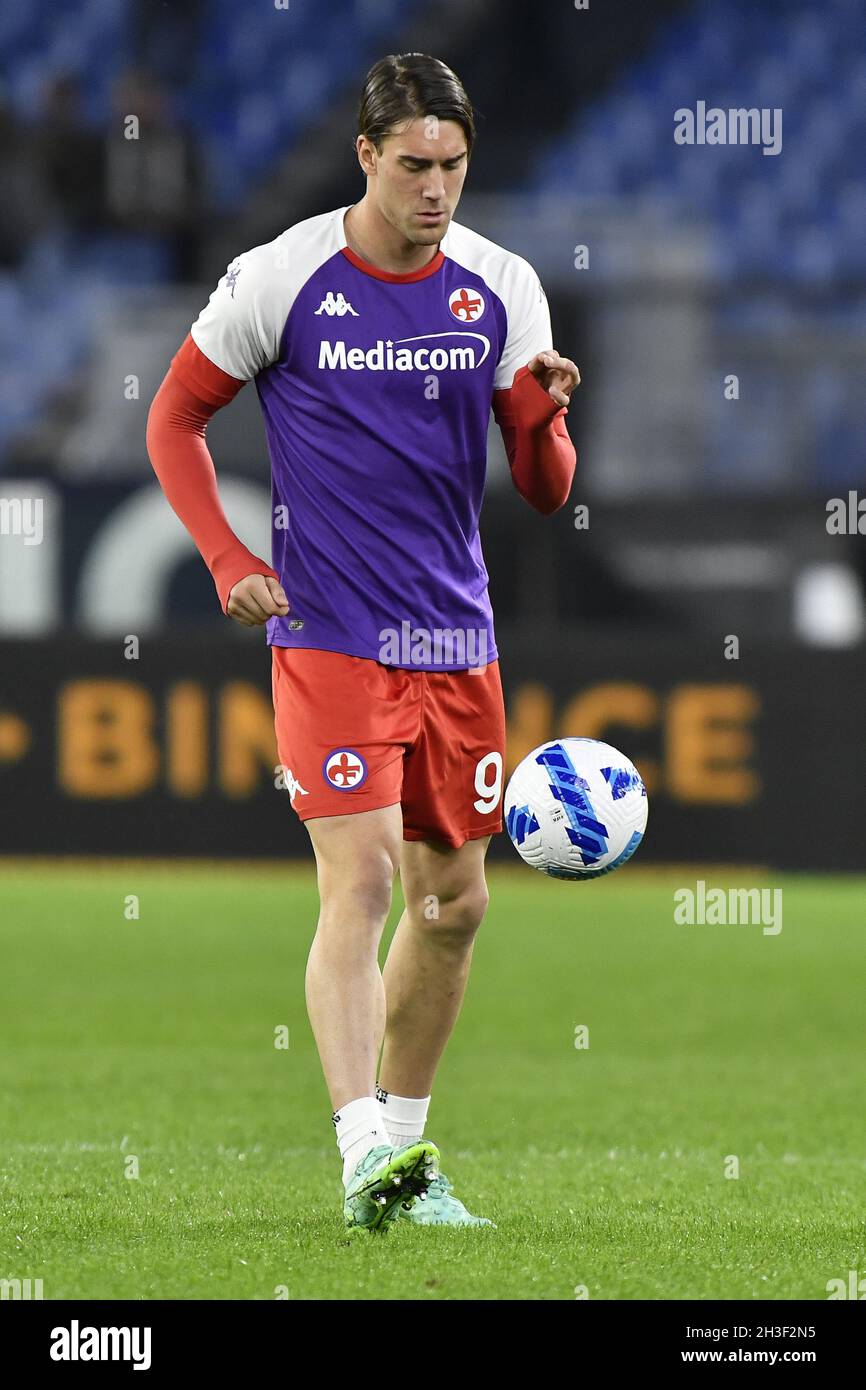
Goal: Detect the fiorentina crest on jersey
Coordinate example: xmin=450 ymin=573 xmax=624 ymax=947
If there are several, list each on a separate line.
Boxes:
xmin=448 ymin=286 xmax=485 ymax=322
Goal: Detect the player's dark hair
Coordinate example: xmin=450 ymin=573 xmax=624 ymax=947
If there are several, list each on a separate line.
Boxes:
xmin=356 ymin=53 xmax=475 ymax=157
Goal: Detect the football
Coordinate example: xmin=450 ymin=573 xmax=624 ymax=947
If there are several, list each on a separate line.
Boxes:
xmin=504 ymin=738 xmax=648 ymax=879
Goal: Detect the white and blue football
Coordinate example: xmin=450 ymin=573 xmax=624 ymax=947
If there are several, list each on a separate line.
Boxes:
xmin=504 ymin=738 xmax=648 ymax=879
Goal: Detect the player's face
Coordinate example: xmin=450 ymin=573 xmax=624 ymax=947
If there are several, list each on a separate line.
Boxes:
xmin=369 ymin=118 xmax=469 ymax=245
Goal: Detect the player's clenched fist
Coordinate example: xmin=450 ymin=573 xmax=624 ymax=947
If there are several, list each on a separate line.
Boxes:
xmin=227 ymin=574 xmax=290 ymax=626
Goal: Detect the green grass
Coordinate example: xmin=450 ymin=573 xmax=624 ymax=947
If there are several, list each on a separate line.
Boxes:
xmin=1 ymin=862 xmax=864 ymax=1300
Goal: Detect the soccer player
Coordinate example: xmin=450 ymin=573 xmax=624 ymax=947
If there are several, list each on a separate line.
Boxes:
xmin=147 ymin=53 xmax=578 ymax=1230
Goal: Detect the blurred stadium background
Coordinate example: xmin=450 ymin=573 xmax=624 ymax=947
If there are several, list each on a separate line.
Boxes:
xmin=1 ymin=0 xmax=865 ymax=868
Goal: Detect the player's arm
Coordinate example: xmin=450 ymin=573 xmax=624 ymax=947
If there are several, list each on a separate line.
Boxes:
xmin=492 ymin=353 xmax=578 ymax=515
xmin=146 ymin=246 xmax=291 ymax=626
xmin=146 ymin=336 xmax=288 ymax=625
xmin=492 ymin=261 xmax=579 ymax=515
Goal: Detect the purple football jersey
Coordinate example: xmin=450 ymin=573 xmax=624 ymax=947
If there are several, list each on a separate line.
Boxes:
xmin=189 ymin=206 xmax=553 ymax=669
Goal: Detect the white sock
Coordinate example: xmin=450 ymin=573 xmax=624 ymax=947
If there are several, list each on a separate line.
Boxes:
xmin=376 ymin=1086 xmax=431 ymax=1148
xmin=333 ymin=1096 xmax=392 ymax=1187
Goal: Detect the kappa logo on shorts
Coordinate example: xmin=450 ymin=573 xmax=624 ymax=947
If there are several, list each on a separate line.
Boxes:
xmin=323 ymin=748 xmax=368 ymax=790
xmin=283 ymin=769 xmax=309 ymax=803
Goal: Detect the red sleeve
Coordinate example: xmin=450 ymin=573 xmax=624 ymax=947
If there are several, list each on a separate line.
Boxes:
xmin=146 ymin=334 xmax=279 ymax=614
xmin=492 ymin=364 xmax=576 ymax=515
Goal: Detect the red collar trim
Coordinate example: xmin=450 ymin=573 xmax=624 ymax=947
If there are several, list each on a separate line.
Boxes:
xmin=340 ymin=245 xmax=445 ymax=283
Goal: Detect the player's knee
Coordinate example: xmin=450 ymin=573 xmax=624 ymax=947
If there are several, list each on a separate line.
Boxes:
xmin=319 ymin=853 xmax=395 ymax=929
xmin=424 ymin=881 xmax=489 ymax=939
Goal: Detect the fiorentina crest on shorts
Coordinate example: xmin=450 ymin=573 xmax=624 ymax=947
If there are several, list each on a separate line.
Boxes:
xmin=323 ymin=748 xmax=368 ymax=790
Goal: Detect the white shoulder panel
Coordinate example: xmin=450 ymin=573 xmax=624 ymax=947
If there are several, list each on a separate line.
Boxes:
xmin=190 ymin=206 xmax=349 ymax=380
xmin=441 ymin=219 xmax=554 ymax=391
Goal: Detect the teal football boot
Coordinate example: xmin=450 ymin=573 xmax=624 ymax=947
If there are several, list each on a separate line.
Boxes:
xmin=397 ymin=1169 xmax=495 ymax=1227
xmin=343 ymin=1140 xmax=440 ymax=1232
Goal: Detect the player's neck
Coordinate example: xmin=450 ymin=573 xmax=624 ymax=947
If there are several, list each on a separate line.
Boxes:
xmin=343 ymin=200 xmax=441 ymax=276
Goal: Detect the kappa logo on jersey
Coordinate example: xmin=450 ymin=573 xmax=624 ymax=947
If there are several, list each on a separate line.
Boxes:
xmin=225 ymin=263 xmax=242 ymax=299
xmin=283 ymin=769 xmax=309 ymax=803
xmin=448 ymin=287 xmax=485 ymax=322
xmin=323 ymin=748 xmax=368 ymax=790
xmin=315 ymin=291 xmax=359 ymax=317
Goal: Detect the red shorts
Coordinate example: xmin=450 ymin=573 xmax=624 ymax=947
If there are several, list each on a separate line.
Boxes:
xmin=271 ymin=647 xmax=506 ymax=848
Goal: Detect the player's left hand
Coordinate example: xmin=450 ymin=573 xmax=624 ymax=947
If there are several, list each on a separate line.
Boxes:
xmin=526 ymin=350 xmax=580 ymax=409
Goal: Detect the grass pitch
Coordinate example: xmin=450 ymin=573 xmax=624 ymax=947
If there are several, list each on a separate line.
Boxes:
xmin=0 ymin=861 xmax=864 ymax=1300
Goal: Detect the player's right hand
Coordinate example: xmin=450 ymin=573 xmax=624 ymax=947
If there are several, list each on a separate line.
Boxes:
xmin=227 ymin=573 xmax=290 ymax=626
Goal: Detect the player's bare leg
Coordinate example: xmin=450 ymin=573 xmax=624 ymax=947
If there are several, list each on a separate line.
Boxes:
xmin=379 ymin=834 xmax=490 ymax=1096
xmin=377 ymin=834 xmax=495 ymax=1227
xmin=305 ymin=804 xmax=402 ymax=1108
xmin=304 ymin=804 xmax=440 ymax=1228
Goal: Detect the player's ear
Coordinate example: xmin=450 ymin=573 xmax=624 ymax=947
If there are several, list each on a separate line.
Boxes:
xmin=355 ymin=134 xmax=376 ymax=175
